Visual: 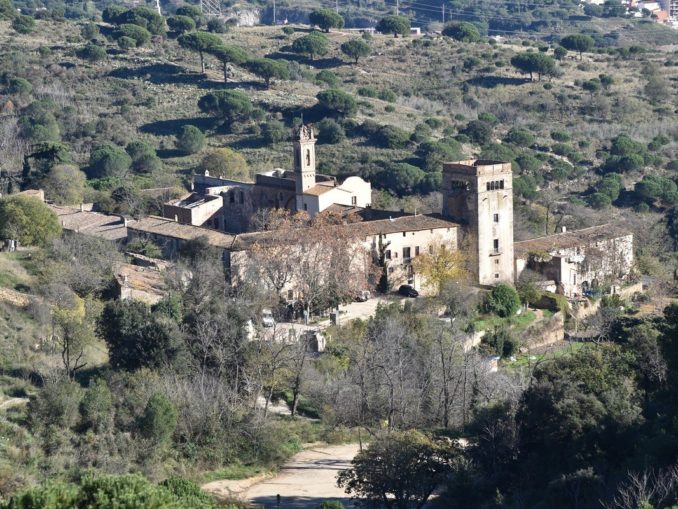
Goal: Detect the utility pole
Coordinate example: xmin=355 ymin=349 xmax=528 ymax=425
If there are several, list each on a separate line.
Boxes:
xmin=442 ymin=3 xmax=445 ymax=23
xmin=396 ymin=0 xmax=399 ymax=15
xmin=273 ymin=0 xmax=276 ymax=25
xmin=335 ymin=0 xmax=339 ymax=13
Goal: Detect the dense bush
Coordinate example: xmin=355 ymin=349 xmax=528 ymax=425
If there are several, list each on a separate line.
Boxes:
xmin=373 ymin=125 xmax=410 ymax=149
xmin=0 ymin=195 xmax=62 ymax=247
xmin=261 ymin=120 xmax=288 ymax=144
xmin=317 ymin=89 xmax=357 ymax=118
xmin=88 ymin=144 xmax=132 ymax=179
xmin=485 ymin=284 xmax=521 ymax=317
xmin=291 ymin=32 xmax=330 ymax=60
xmin=317 ymin=118 xmax=346 ymax=144
xmin=176 ymin=125 xmax=206 ymax=155
xmin=309 ymin=8 xmax=344 ymax=32
xmin=442 ymin=22 xmax=481 ymax=42
xmin=76 ymin=43 xmax=107 ymax=62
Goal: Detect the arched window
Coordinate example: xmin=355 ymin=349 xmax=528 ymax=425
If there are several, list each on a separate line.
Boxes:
xmin=306 ymin=149 xmax=311 ymax=166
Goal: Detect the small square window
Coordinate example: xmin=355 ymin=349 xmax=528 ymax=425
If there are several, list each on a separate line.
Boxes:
xmin=495 ymin=273 xmax=500 ymax=279
xmin=403 ymin=232 xmax=406 ymax=237
xmin=385 ymin=250 xmax=392 ymax=260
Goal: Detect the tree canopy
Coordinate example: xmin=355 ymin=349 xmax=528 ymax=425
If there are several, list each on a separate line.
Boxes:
xmin=316 ymin=89 xmax=357 ymax=118
xmin=291 ymin=32 xmax=330 ymax=60
xmin=560 ymin=34 xmax=595 ymax=59
xmin=442 ymin=22 xmax=481 ymax=42
xmin=338 ymin=430 xmax=455 ymax=509
xmin=376 ymin=15 xmax=411 ymax=37
xmin=198 ymin=90 xmax=255 ymax=127
xmin=244 ymin=58 xmax=290 ymax=88
xmin=179 ymin=31 xmax=225 ymax=73
xmin=510 ymin=52 xmax=557 ymax=81
xmin=309 ymin=8 xmax=344 ymax=32
xmin=340 ymin=38 xmax=371 ymax=64
xmin=0 ymin=195 xmax=62 ymax=247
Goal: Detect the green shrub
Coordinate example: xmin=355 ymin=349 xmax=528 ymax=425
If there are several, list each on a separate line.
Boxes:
xmin=315 ymin=70 xmax=338 ymax=87
xmin=12 ymin=15 xmax=35 ymax=34
xmin=76 ymin=43 xmax=107 ymax=62
xmin=88 ymin=144 xmax=132 ymax=178
xmin=317 ymin=118 xmax=346 ymax=144
xmin=317 ymin=89 xmax=357 ymax=118
xmin=0 ymin=195 xmax=62 ymax=247
xmin=485 ymin=284 xmax=521 ymax=318
xmin=261 ymin=120 xmax=288 ymax=144
xmin=176 ymin=125 xmax=206 ymax=155
xmin=373 ymin=125 xmax=410 ymax=149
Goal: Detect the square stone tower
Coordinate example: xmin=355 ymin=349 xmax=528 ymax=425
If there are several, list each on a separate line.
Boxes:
xmin=442 ymin=160 xmax=514 ymax=286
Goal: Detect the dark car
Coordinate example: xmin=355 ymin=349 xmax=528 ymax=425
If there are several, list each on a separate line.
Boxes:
xmin=398 ymin=285 xmax=419 ymax=298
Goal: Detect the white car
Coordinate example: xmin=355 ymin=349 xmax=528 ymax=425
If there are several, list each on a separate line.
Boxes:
xmin=261 ymin=309 xmax=275 ymax=328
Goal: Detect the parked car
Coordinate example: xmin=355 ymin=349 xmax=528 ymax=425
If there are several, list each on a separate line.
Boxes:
xmin=356 ymin=290 xmax=371 ymax=302
xmin=261 ymin=308 xmax=275 ymax=327
xmin=398 ymin=285 xmax=419 ymax=298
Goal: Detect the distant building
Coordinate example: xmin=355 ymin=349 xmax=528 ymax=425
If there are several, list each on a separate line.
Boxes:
xmin=163 ymin=126 xmax=371 ymax=233
xmin=46 ymin=128 xmax=635 ymax=298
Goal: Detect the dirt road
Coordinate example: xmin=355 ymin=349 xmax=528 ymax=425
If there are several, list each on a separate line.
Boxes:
xmin=203 ymin=443 xmax=360 ymax=509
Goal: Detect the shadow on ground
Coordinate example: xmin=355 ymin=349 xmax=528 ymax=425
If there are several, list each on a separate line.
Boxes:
xmin=464 ymin=76 xmax=532 ymax=88
xmin=109 ymin=63 xmax=206 ymax=86
xmin=250 ymin=496 xmax=361 ymax=509
xmin=140 ymin=117 xmax=213 ymax=136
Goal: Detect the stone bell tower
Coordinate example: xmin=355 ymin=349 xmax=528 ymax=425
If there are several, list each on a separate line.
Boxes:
xmin=294 ymin=125 xmax=316 ymax=196
xmin=442 ymin=159 xmax=514 ymax=286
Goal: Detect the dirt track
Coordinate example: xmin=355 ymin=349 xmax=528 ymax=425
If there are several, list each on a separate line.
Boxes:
xmin=203 ymin=443 xmax=360 ymax=509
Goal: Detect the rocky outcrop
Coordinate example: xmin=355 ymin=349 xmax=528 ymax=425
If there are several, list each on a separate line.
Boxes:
xmin=226 ymin=8 xmax=261 ymax=26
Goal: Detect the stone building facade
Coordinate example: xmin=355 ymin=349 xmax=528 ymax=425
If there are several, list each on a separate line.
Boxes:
xmin=442 ymin=160 xmax=514 ymax=285
xmin=163 ymin=125 xmax=371 ymax=233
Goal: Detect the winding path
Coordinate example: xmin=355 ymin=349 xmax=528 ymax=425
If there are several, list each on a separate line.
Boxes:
xmin=203 ymin=443 xmax=361 ymax=509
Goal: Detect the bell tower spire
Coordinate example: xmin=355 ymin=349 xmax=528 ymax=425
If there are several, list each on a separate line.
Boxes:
xmin=294 ymin=124 xmax=316 ymax=195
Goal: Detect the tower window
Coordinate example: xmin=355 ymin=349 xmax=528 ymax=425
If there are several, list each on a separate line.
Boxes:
xmin=495 ymin=273 xmax=500 ymax=279
xmin=486 ymin=182 xmax=490 ymax=191
xmin=351 ymin=196 xmax=357 ymax=205
xmin=306 ymin=149 xmax=311 ymax=166
xmin=500 ymin=180 xmax=504 ymax=189
xmin=493 ymin=239 xmax=499 ymax=253
xmin=493 ymin=213 xmax=499 ymax=223
xmin=403 ymin=232 xmax=406 ymax=237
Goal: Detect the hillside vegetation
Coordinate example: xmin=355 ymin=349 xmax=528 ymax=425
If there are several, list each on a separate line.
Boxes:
xmin=2 ymin=1 xmax=678 ymax=507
